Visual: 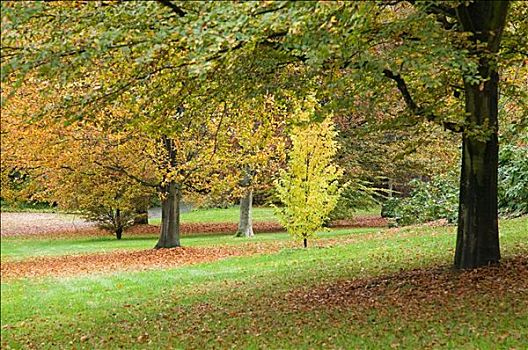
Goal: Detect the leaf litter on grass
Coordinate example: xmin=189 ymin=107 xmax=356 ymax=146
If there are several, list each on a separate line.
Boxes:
xmin=2 ymin=225 xmax=443 ymax=281
xmin=0 ymin=243 xmax=284 ymax=280
xmin=165 ymin=255 xmax=528 ymax=348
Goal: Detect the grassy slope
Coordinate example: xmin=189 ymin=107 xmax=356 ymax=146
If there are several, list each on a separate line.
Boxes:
xmin=1 ymin=217 xmax=527 ymax=349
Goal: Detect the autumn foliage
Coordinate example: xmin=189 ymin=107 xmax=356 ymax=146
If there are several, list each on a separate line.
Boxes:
xmin=275 ymin=97 xmax=342 ymax=247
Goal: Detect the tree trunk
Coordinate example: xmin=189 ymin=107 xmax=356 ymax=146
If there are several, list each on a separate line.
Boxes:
xmin=115 ymin=208 xmax=122 ymax=240
xmin=116 ymin=226 xmax=123 ymax=240
xmin=134 ymin=209 xmax=149 ymax=225
xmin=155 ymin=181 xmax=181 ymax=248
xmin=455 ymin=73 xmax=501 ymax=269
xmin=454 ymin=1 xmax=509 ymax=269
xmin=303 ymin=238 xmax=307 ymax=248
xmin=235 ymin=189 xmax=254 ymax=237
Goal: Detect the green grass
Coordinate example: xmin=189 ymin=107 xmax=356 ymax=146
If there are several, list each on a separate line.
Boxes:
xmin=149 ymin=205 xmax=381 ymax=225
xmin=0 ymin=228 xmax=381 ymax=262
xmin=149 ymin=206 xmax=278 ymax=225
xmin=1 ymin=217 xmax=527 ymax=349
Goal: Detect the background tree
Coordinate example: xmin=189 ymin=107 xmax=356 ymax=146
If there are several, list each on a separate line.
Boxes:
xmin=228 ymin=94 xmax=287 ymax=238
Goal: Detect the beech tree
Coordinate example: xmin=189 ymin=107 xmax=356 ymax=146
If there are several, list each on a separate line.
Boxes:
xmin=230 ymin=95 xmax=287 ymax=238
xmin=1 ymin=90 xmax=156 ymax=239
xmin=1 ymin=80 xmax=230 ymax=245
xmin=170 ymin=0 xmax=520 ymax=268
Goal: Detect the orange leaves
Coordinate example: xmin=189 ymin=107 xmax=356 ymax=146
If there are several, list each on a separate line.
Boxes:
xmin=284 ymin=255 xmax=528 ymax=315
xmin=1 ymin=244 xmax=280 ymax=280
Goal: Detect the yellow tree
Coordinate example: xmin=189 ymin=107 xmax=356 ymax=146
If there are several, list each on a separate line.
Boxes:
xmin=1 ymin=85 xmax=157 ymax=238
xmin=275 ymin=96 xmax=342 ymax=247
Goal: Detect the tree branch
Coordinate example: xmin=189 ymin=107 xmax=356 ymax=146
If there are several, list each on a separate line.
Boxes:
xmin=383 ymin=69 xmax=463 ymax=132
xmin=156 ymin=0 xmax=186 ymax=17
xmin=94 ymin=161 xmax=159 ymax=188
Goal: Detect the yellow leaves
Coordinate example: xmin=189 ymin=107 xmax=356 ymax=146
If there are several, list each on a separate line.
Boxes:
xmin=275 ymin=98 xmax=342 ymax=243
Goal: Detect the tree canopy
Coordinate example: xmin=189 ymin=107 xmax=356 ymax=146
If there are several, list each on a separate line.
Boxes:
xmin=2 ymin=0 xmax=526 ymax=268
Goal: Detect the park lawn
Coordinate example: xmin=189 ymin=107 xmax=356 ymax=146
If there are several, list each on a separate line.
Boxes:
xmin=1 ymin=217 xmax=527 ymax=349
xmin=149 ymin=205 xmax=382 ymax=225
xmin=150 ymin=206 xmax=279 ymax=225
xmin=0 ymin=227 xmax=381 ymax=262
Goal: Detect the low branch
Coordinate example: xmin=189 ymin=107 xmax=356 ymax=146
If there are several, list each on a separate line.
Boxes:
xmin=156 ymin=0 xmax=186 ymax=17
xmin=383 ymin=69 xmax=463 ymax=132
xmin=94 ymin=161 xmax=159 ymax=188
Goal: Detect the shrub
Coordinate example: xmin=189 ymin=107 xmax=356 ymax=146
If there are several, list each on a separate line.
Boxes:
xmin=382 ymin=173 xmax=459 ymax=226
xmin=498 ymin=142 xmax=528 ymax=217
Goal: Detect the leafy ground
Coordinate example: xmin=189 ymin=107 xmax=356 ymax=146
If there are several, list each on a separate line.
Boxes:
xmin=1 ymin=216 xmax=527 ymax=349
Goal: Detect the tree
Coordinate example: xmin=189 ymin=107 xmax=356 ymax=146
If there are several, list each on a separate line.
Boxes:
xmin=177 ymin=0 xmax=518 ymax=268
xmin=229 ymin=94 xmax=287 ymax=238
xmin=0 ymin=86 xmax=157 ymax=238
xmin=275 ymin=97 xmax=342 ymax=248
xmin=2 ymin=1 xmax=525 ymax=268
xmin=1 ymin=80 xmax=232 ymax=245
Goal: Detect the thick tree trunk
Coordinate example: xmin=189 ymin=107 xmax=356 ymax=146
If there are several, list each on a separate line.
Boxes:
xmin=155 ymin=181 xmax=181 ymax=248
xmin=235 ymin=189 xmax=254 ymax=237
xmin=455 ymin=72 xmax=501 ymax=269
xmin=454 ymin=1 xmax=509 ymax=269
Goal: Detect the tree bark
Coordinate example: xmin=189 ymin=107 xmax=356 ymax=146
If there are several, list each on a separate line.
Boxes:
xmin=133 ymin=208 xmax=149 ymax=225
xmin=155 ymin=181 xmax=181 ymax=248
xmin=235 ymin=168 xmax=254 ymax=238
xmin=116 ymin=226 xmax=123 ymax=240
xmin=115 ymin=208 xmax=123 ymax=240
xmin=454 ymin=1 xmax=509 ymax=269
xmin=235 ymin=188 xmax=254 ymax=237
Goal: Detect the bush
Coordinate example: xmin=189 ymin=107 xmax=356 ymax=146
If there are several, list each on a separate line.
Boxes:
xmin=498 ymin=142 xmax=528 ymax=217
xmin=383 ymin=138 xmax=528 ymax=226
xmin=382 ymin=174 xmax=459 ymax=226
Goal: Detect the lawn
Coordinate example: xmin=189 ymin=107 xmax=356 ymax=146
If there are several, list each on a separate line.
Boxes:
xmin=0 ymin=227 xmax=380 ymax=262
xmin=1 ymin=216 xmax=527 ymax=349
xmin=150 ymin=206 xmax=279 ymax=225
xmin=149 ymin=205 xmax=382 ymax=225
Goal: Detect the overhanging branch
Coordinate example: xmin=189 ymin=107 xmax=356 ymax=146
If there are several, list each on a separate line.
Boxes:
xmin=156 ymin=0 xmax=186 ymax=17
xmin=383 ymin=69 xmax=463 ymax=132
